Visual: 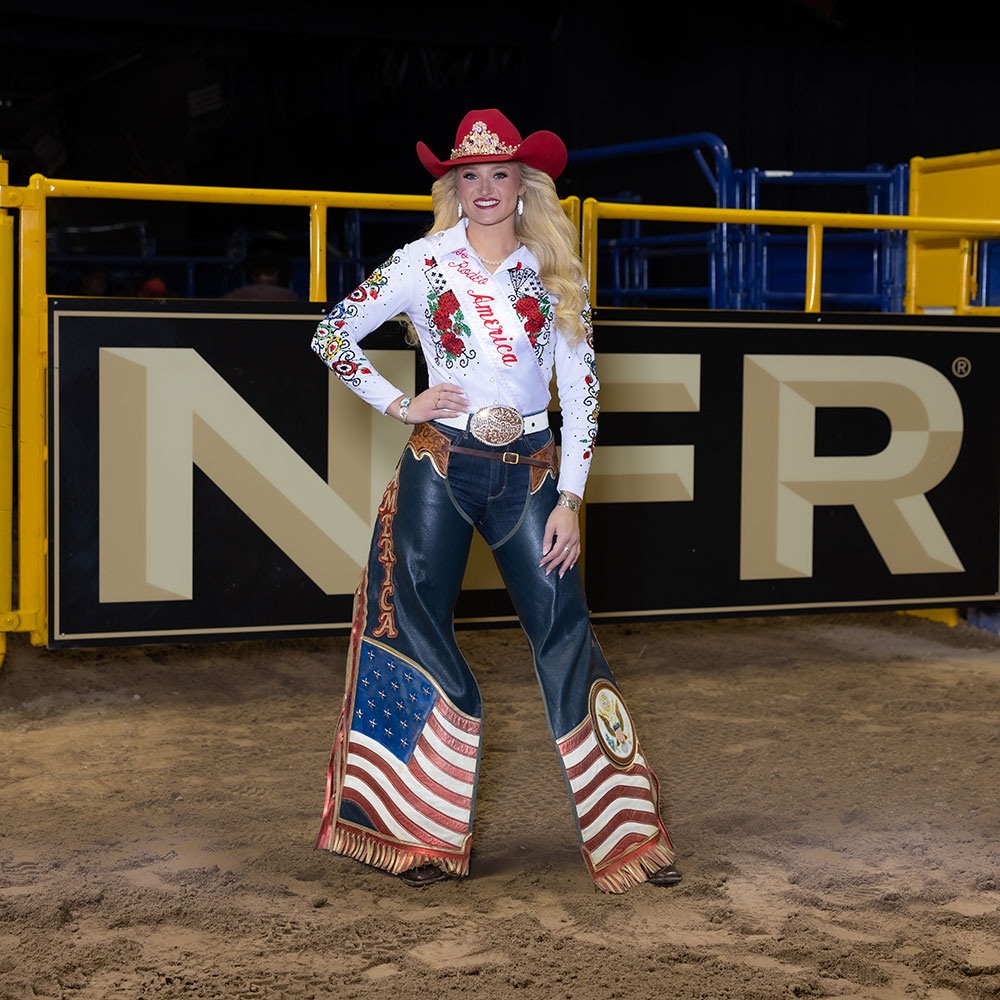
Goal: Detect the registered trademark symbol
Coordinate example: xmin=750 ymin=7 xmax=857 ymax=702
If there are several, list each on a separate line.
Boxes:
xmin=952 ymin=357 xmax=971 ymax=378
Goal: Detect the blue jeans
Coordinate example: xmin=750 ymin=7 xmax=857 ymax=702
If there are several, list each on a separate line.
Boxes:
xmin=439 ymin=422 xmax=556 ymax=549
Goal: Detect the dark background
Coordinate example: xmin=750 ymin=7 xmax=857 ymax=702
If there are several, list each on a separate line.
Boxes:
xmin=4 ymin=2 xmax=999 ymax=214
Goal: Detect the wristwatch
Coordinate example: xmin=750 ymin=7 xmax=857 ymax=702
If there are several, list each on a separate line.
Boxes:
xmin=398 ymin=397 xmax=412 ymax=424
xmin=557 ymin=491 xmax=581 ymax=513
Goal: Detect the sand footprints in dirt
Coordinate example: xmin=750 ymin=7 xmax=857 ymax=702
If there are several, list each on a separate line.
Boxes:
xmin=0 ymin=857 xmax=46 ymax=887
xmin=715 ymin=847 xmax=1000 ymax=996
xmin=409 ymin=932 xmax=508 ymax=971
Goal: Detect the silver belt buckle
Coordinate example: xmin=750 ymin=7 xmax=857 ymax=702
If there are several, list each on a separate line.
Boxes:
xmin=470 ymin=405 xmax=523 ymax=446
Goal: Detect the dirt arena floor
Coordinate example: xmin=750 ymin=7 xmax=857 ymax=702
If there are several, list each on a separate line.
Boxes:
xmin=1 ymin=612 xmax=999 ymax=1000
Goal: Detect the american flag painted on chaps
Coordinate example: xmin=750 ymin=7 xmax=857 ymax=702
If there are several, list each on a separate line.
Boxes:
xmin=328 ymin=636 xmax=481 ymax=876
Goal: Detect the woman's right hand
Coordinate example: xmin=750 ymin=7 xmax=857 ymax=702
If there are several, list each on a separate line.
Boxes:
xmin=388 ymin=383 xmax=469 ymax=424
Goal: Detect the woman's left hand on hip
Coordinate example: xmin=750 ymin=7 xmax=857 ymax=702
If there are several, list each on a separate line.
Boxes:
xmin=540 ymin=503 xmax=581 ymax=578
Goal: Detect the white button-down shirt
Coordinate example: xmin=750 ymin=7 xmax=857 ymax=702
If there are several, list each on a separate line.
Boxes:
xmin=312 ymin=219 xmax=599 ymax=498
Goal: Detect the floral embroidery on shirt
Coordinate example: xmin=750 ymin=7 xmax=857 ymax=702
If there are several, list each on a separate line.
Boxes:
xmin=508 ymin=266 xmax=552 ymax=360
xmin=580 ymin=397 xmax=599 ymax=458
xmin=347 ymin=254 xmax=399 ymax=302
xmin=313 ymin=302 xmax=375 ymax=388
xmin=422 ymin=260 xmax=476 ymax=368
xmin=580 ymin=332 xmax=598 ymax=458
xmin=583 ymin=332 xmax=597 ymax=383
xmin=514 ymin=296 xmax=547 ymax=338
xmin=579 ymin=402 xmax=599 ymax=459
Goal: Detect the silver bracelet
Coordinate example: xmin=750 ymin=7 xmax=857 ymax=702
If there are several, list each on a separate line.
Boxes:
xmin=398 ymin=397 xmax=411 ymax=424
xmin=557 ymin=492 xmax=581 ymax=513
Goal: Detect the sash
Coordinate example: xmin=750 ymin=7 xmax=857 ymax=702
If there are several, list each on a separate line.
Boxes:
xmin=441 ymin=251 xmax=551 ymax=404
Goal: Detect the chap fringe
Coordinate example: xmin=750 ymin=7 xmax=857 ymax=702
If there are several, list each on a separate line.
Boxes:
xmin=330 ymin=826 xmax=469 ymax=878
xmin=591 ymin=838 xmax=675 ymax=894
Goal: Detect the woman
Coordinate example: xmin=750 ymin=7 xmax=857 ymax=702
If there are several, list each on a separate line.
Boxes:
xmin=312 ymin=109 xmax=680 ymax=893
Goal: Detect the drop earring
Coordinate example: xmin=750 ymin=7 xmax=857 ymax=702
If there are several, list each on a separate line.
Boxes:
xmin=457 ymin=203 xmax=463 ymax=219
xmin=517 ymin=196 xmax=524 ymax=216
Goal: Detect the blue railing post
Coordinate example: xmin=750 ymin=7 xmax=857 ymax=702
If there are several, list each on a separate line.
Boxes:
xmin=567 ymin=133 xmax=731 ymax=308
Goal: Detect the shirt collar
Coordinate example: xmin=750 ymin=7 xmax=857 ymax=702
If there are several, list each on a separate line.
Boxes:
xmin=427 ymin=219 xmax=537 ymax=272
xmin=427 ymin=219 xmax=471 ymax=259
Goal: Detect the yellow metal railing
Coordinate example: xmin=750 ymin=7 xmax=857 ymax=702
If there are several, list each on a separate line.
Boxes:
xmin=12 ymin=177 xmax=436 ymax=302
xmin=0 ymin=160 xmax=13 ymax=664
xmin=907 ymin=149 xmax=1000 ymax=315
xmin=581 ymin=198 xmax=1000 ymax=313
xmin=0 ymin=166 xmax=577 ymax=651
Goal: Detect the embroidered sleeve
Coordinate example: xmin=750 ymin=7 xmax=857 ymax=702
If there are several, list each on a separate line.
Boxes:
xmin=553 ymin=296 xmax=598 ymax=498
xmin=311 ymin=248 xmax=414 ymax=414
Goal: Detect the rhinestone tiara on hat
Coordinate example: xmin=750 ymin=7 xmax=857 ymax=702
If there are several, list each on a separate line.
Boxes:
xmin=450 ymin=121 xmax=519 ymax=161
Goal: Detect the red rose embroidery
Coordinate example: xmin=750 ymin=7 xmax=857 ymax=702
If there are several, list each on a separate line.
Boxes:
xmin=438 ymin=290 xmax=459 ymax=315
xmin=525 ymin=312 xmax=545 ymax=335
xmin=432 ymin=309 xmax=452 ymax=331
xmin=583 ymin=450 xmax=591 ymax=460
xmin=514 ymin=296 xmax=539 ymax=317
xmin=360 ymin=368 xmax=371 ymax=374
xmin=440 ymin=333 xmax=464 ymax=356
xmin=585 ymin=375 xmax=593 ymax=384
xmin=348 ymin=287 xmax=367 ymax=302
xmin=333 ymin=360 xmax=358 ymax=377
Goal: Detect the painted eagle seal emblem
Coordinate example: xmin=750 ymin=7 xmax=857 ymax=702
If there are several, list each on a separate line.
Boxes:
xmin=589 ymin=679 xmax=636 ymax=768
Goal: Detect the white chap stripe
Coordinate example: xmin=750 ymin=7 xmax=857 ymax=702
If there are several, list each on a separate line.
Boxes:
xmin=564 ymin=735 xmax=648 ymax=787
xmin=405 ymin=756 xmax=473 ymax=820
xmin=568 ymin=752 xmax=614 ymax=793
xmin=346 ymin=756 xmax=468 ymax=845
xmin=344 ymin=761 xmax=468 ymax=847
xmin=411 ymin=744 xmax=476 ymax=797
xmin=588 ymin=820 xmax=663 ymax=865
xmin=342 ymin=774 xmax=413 ymax=843
xmin=561 ymin=733 xmax=598 ymax=769
xmin=580 ymin=795 xmax=659 ymax=844
xmin=421 ymin=720 xmax=479 ymax=770
xmin=352 ymin=732 xmax=472 ymax=817
xmin=574 ymin=771 xmax=654 ymax=818
xmin=434 ymin=710 xmax=482 ymax=749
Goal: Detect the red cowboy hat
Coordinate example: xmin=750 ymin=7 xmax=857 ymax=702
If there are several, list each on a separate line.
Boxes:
xmin=416 ymin=109 xmax=567 ymax=180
